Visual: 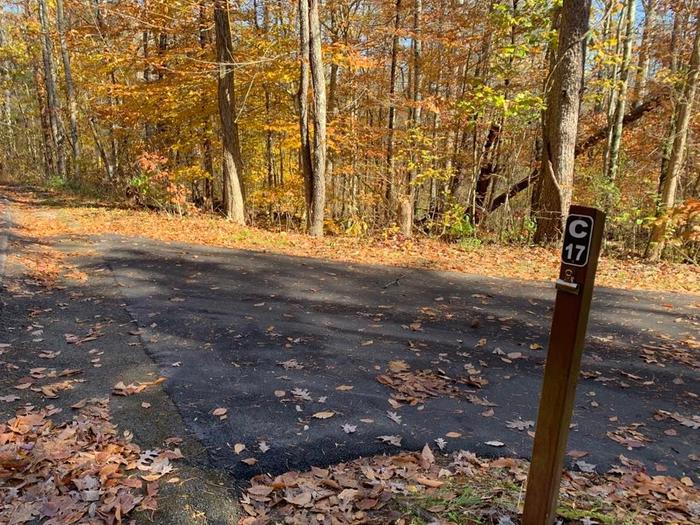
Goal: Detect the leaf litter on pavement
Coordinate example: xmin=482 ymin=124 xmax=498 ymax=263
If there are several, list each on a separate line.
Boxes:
xmin=0 ymin=398 xmax=182 ymax=524
xmin=4 ymin=187 xmax=700 ymax=524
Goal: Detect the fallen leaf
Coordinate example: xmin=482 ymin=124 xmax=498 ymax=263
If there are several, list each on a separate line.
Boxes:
xmin=0 ymin=394 xmax=20 ymax=402
xmin=312 ymin=411 xmax=335 ymax=419
xmin=387 ymin=411 xmax=402 ymax=424
xmin=388 ymin=360 xmax=409 ymax=373
xmin=284 ymin=491 xmax=312 ymax=506
xmin=377 ymin=435 xmax=402 ymax=446
xmin=416 ymin=476 xmax=443 ymax=488
xmin=575 ymin=460 xmax=597 ymax=473
xmin=506 ymin=420 xmax=534 ymax=431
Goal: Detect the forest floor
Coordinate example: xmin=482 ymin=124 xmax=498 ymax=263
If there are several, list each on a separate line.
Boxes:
xmin=1 ymin=185 xmax=699 ymax=525
xmin=4 ymin=185 xmax=699 ymax=294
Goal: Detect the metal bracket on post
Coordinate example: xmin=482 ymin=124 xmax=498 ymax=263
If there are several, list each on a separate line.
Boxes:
xmin=522 ymin=205 xmax=605 ymax=525
xmin=555 ymin=279 xmax=579 ymax=295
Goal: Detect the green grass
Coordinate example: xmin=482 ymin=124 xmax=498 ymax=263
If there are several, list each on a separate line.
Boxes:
xmin=393 ymin=470 xmax=640 ymax=525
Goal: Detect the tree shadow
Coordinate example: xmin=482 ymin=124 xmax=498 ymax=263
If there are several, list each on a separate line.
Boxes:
xmin=59 ymin=234 xmax=699 ymax=479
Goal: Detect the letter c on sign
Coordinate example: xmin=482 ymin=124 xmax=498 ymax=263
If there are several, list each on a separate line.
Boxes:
xmin=569 ymin=219 xmax=588 ymax=239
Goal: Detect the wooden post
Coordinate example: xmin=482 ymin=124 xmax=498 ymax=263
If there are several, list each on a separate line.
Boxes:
xmin=522 ymin=205 xmax=605 ymax=525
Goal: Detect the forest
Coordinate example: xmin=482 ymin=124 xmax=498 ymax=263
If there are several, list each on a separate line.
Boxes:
xmin=0 ymin=0 xmax=699 ymax=261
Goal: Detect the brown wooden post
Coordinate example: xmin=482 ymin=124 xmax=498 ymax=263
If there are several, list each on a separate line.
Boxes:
xmin=522 ymin=205 xmax=605 ymax=525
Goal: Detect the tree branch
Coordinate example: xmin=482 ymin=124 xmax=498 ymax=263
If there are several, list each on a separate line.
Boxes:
xmin=488 ymin=96 xmax=663 ymax=213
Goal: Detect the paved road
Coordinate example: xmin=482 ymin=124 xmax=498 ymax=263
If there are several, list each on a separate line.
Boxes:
xmin=84 ymin=235 xmax=699 ymax=479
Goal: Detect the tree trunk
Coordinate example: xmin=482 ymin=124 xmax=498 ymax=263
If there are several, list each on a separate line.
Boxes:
xmin=37 ymin=0 xmax=66 ymax=180
xmin=22 ymin=2 xmax=53 ymax=176
xmin=297 ymin=0 xmax=313 ymax=226
xmin=198 ymin=0 xmax=214 ymax=211
xmin=385 ymin=0 xmax=401 ymax=216
xmin=400 ymin=0 xmax=421 ymax=237
xmin=632 ymin=0 xmax=656 ymax=109
xmin=307 ymin=0 xmax=327 ymax=236
xmin=660 ymin=5 xmax=687 ymax=188
xmin=214 ymin=0 xmax=245 ymax=223
xmin=533 ymin=0 xmax=591 ymax=244
xmin=55 ymin=0 xmax=79 ymax=181
xmin=604 ymin=0 xmax=635 ymax=185
xmin=645 ymin=11 xmax=700 ymax=260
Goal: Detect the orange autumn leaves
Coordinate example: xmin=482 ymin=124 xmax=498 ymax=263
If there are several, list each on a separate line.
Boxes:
xmin=9 ymin=187 xmax=700 ymax=294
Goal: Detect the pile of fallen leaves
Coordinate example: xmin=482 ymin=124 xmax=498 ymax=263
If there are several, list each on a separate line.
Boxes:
xmin=238 ymin=446 xmax=700 ymax=525
xmin=0 ymin=398 xmax=181 ymax=524
xmin=377 ymin=360 xmax=491 ymax=408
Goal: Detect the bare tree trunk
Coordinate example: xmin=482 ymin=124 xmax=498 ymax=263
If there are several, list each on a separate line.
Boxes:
xmin=646 ymin=11 xmax=700 ymax=260
xmin=307 ymin=0 xmax=327 ymax=236
xmin=326 ymin=4 xmax=342 ymax=219
xmin=604 ymin=0 xmax=635 ymax=184
xmin=326 ymin=59 xmax=338 ymax=214
xmin=37 ymin=0 xmax=66 ymax=180
xmin=660 ymin=5 xmax=688 ymax=187
xmin=198 ymin=0 xmax=214 ymax=210
xmin=87 ymin=116 xmax=114 ymax=181
xmin=22 ymin=2 xmax=53 ymax=176
xmin=297 ymin=0 xmax=313 ymax=226
xmin=385 ymin=0 xmax=401 ymax=216
xmin=55 ymin=0 xmax=79 ymax=181
xmin=214 ymin=0 xmax=245 ymax=223
xmin=260 ymin=2 xmax=275 ymax=191
xmin=533 ymin=0 xmax=592 ymax=244
xmin=632 ymin=0 xmax=656 ymax=109
xmin=400 ymin=0 xmax=421 ymax=237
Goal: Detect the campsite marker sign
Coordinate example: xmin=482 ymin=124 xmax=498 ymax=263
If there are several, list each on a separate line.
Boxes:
xmin=522 ymin=205 xmax=605 ymax=525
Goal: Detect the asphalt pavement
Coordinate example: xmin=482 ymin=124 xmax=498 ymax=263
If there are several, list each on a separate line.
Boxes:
xmin=1 ymin=196 xmax=698 ymax=484
xmin=89 ymin=234 xmax=700 ymax=479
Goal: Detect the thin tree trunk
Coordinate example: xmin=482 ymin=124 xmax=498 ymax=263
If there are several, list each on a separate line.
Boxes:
xmin=87 ymin=116 xmax=114 ymax=181
xmin=386 ymin=0 xmax=401 ymax=215
xmin=37 ymin=0 xmax=66 ymax=180
xmin=632 ymin=0 xmax=656 ymax=109
xmin=198 ymin=0 xmax=214 ymax=210
xmin=660 ymin=5 xmax=688 ymax=187
xmin=307 ymin=0 xmax=327 ymax=236
xmin=262 ymin=3 xmax=274 ymax=189
xmin=602 ymin=3 xmax=623 ymax=169
xmin=604 ymin=0 xmax=635 ymax=184
xmin=400 ymin=0 xmax=421 ymax=237
xmin=22 ymin=1 xmax=53 ymax=176
xmin=326 ymin=4 xmax=341 ymax=219
xmin=55 ymin=0 xmax=79 ymax=181
xmin=214 ymin=0 xmax=245 ymax=223
xmin=297 ymin=0 xmax=313 ymax=226
xmin=646 ymin=11 xmax=700 ymax=260
xmin=533 ymin=0 xmax=592 ymax=244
